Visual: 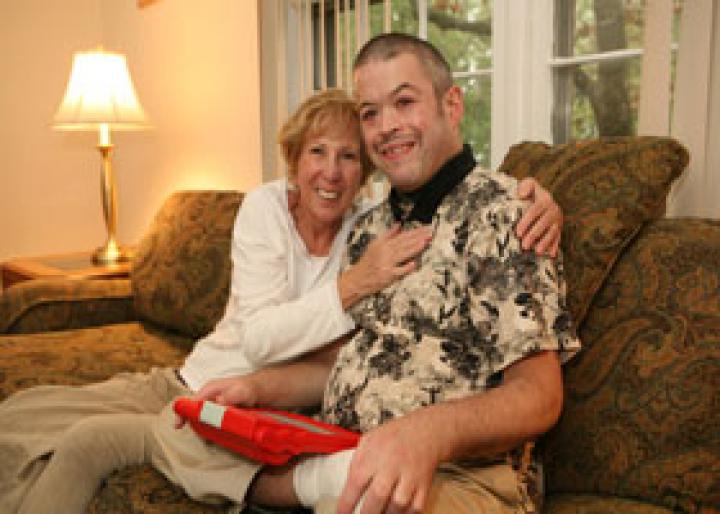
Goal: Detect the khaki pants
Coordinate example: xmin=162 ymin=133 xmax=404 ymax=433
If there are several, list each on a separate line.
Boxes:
xmin=315 ymin=462 xmax=537 ymax=514
xmin=0 ymin=367 xmax=260 ymax=514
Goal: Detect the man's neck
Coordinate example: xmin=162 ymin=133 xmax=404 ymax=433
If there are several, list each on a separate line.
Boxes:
xmin=389 ymin=144 xmax=476 ymax=225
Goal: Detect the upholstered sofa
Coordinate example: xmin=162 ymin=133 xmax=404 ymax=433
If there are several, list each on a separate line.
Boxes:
xmin=1 ymin=137 xmax=718 ymax=514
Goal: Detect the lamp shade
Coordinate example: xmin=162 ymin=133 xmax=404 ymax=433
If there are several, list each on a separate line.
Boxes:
xmin=54 ymin=49 xmax=149 ymax=130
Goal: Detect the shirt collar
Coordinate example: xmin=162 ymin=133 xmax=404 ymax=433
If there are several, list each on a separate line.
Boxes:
xmin=389 ymin=144 xmax=476 ymax=225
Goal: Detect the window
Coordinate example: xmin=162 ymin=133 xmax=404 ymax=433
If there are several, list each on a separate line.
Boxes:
xmin=552 ymin=0 xmax=684 ymax=143
xmin=310 ymin=0 xmax=493 ymax=166
xmin=270 ymin=1 xmax=686 ymax=171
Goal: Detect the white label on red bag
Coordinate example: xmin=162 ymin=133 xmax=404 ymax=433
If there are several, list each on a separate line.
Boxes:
xmin=199 ymin=401 xmax=226 ymax=429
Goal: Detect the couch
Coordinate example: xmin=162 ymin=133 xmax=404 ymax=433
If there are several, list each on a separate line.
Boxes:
xmin=1 ymin=136 xmax=718 ymax=513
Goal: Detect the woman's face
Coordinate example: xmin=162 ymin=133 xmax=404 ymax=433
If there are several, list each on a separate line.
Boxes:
xmin=293 ymin=125 xmax=364 ymax=229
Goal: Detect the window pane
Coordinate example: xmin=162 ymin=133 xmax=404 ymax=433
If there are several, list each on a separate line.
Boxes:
xmin=553 ymin=0 xmax=684 ymax=143
xmin=369 ymin=0 xmax=419 ymax=36
xmin=427 ymin=1 xmax=492 ymax=73
xmin=457 ymin=75 xmax=491 ymax=168
xmin=562 ymin=57 xmax=642 ymax=140
xmin=569 ymin=0 xmax=645 ymax=57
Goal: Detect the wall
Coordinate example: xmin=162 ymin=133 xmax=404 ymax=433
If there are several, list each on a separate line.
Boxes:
xmin=0 ymin=0 xmax=262 ymax=262
xmin=706 ymin=6 xmax=720 ymax=218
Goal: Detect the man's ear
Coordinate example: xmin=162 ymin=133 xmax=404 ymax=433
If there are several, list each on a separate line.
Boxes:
xmin=442 ymin=85 xmax=464 ymax=128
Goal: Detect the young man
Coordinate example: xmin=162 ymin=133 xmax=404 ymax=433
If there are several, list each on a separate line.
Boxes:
xmin=202 ymin=34 xmax=580 ymax=514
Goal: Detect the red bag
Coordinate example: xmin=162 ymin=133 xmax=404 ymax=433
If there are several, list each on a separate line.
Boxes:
xmin=173 ymin=398 xmax=360 ymax=465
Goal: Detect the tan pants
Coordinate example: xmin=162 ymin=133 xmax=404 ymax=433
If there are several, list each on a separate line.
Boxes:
xmin=315 ymin=462 xmax=536 ymax=514
xmin=0 ymin=367 xmax=260 ymax=514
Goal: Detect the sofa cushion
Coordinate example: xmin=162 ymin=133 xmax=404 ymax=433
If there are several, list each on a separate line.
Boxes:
xmin=498 ymin=137 xmax=688 ymax=326
xmin=545 ymin=494 xmax=673 ymax=514
xmin=131 ymin=191 xmax=244 ymax=340
xmin=0 ymin=322 xmax=189 ymax=399
xmin=542 ymin=219 xmax=720 ymax=513
xmin=0 ymin=278 xmax=135 ymax=335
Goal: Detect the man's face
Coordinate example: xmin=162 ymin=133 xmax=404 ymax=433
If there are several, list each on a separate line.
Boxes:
xmin=354 ymin=52 xmax=463 ymax=192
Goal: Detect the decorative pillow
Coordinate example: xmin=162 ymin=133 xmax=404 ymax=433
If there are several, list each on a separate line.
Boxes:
xmin=542 ymin=219 xmax=720 ymax=513
xmin=498 ymin=137 xmax=688 ymax=327
xmin=131 ymin=191 xmax=244 ymax=340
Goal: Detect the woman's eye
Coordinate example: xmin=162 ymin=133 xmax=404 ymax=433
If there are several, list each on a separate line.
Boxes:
xmin=397 ymin=96 xmax=414 ymax=108
xmin=342 ymin=152 xmax=358 ymax=160
xmin=360 ymin=109 xmax=377 ymax=122
xmin=309 ymin=146 xmax=324 ymax=154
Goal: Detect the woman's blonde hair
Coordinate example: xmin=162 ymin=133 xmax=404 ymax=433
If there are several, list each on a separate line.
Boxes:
xmin=278 ymin=88 xmax=374 ymax=182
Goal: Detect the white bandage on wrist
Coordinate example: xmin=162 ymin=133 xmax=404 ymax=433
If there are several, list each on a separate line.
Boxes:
xmin=292 ymin=449 xmax=355 ymax=507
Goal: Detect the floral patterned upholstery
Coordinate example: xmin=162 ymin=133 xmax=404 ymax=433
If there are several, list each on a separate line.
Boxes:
xmin=545 ymin=494 xmax=674 ymax=514
xmin=0 ymin=323 xmax=189 ymax=400
xmin=131 ymin=191 xmax=244 ymax=339
xmin=0 ymin=278 xmax=135 ymax=334
xmin=542 ymin=219 xmax=720 ymax=513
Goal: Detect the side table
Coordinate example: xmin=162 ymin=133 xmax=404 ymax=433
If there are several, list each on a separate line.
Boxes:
xmin=1 ymin=251 xmax=132 ymax=289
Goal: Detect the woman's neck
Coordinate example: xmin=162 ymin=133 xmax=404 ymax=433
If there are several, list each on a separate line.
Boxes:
xmin=290 ymin=205 xmax=341 ymax=257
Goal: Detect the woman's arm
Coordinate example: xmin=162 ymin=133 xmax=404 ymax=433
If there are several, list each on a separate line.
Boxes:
xmin=215 ymin=187 xmax=428 ymax=368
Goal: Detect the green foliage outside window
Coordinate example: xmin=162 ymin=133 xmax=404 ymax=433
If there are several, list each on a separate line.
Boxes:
xmin=323 ymin=0 xmax=683 ymax=166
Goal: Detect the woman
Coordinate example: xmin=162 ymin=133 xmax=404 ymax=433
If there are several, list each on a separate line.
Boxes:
xmin=0 ymin=89 xmax=561 ymax=514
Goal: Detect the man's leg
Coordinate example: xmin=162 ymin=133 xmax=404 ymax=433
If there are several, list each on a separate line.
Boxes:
xmin=247 ymin=464 xmax=300 ymax=507
xmin=314 ymin=462 xmax=534 ymax=514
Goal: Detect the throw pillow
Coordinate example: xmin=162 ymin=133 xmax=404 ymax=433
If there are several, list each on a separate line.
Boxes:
xmin=498 ymin=136 xmax=688 ymax=327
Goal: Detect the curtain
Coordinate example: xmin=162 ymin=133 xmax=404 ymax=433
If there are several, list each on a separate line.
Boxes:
xmin=657 ymin=1 xmax=718 ymax=218
xmin=636 ymin=0 xmax=718 ymax=218
xmin=261 ymin=0 xmax=393 ymax=184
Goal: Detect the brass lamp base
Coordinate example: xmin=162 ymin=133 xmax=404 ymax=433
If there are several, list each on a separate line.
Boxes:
xmin=93 ymin=239 xmax=133 ymax=265
xmin=93 ymin=140 xmax=133 ymax=266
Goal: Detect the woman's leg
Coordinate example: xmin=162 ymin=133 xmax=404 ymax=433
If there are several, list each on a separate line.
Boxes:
xmin=18 ymin=413 xmax=154 ymax=514
xmin=0 ymin=369 xmax=175 ymax=513
xmin=146 ymin=400 xmax=263 ymax=506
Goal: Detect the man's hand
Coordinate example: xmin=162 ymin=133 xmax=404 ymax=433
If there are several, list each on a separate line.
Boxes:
xmin=337 ymin=415 xmax=442 ymax=514
xmin=516 ymin=177 xmax=563 ymax=258
xmin=339 ymin=223 xmax=432 ymax=310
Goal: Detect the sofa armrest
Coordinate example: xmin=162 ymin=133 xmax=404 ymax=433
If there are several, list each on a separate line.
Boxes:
xmin=0 ymin=278 xmax=136 ymax=334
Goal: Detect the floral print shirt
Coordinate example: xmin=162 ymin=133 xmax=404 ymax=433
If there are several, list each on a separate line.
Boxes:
xmin=322 ymin=164 xmax=581 ymax=432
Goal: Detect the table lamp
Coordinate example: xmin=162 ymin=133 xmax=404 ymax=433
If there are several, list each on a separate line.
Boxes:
xmin=54 ymin=49 xmax=149 ymax=264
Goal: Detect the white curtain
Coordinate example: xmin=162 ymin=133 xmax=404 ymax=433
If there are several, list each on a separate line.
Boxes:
xmin=639 ymin=0 xmax=719 ymax=218
xmin=666 ymin=0 xmax=719 ymax=218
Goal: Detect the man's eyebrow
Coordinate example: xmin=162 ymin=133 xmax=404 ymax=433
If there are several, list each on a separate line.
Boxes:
xmin=357 ymin=82 xmax=420 ymax=110
xmin=391 ymin=82 xmax=419 ymax=96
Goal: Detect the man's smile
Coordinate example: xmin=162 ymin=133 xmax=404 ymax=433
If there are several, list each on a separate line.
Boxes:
xmin=377 ymin=139 xmax=416 ymax=161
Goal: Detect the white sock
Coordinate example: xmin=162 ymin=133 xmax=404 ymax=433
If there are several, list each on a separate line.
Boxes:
xmin=292 ymin=449 xmax=355 ymax=508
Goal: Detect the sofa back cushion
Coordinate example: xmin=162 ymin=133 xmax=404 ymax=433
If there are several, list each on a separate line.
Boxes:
xmin=543 ymin=218 xmax=720 ymax=512
xmin=131 ymin=191 xmax=244 ymax=339
xmin=498 ymin=137 xmax=688 ymax=327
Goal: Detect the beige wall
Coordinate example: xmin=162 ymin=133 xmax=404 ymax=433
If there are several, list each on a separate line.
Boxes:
xmin=0 ymin=0 xmax=262 ymax=262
